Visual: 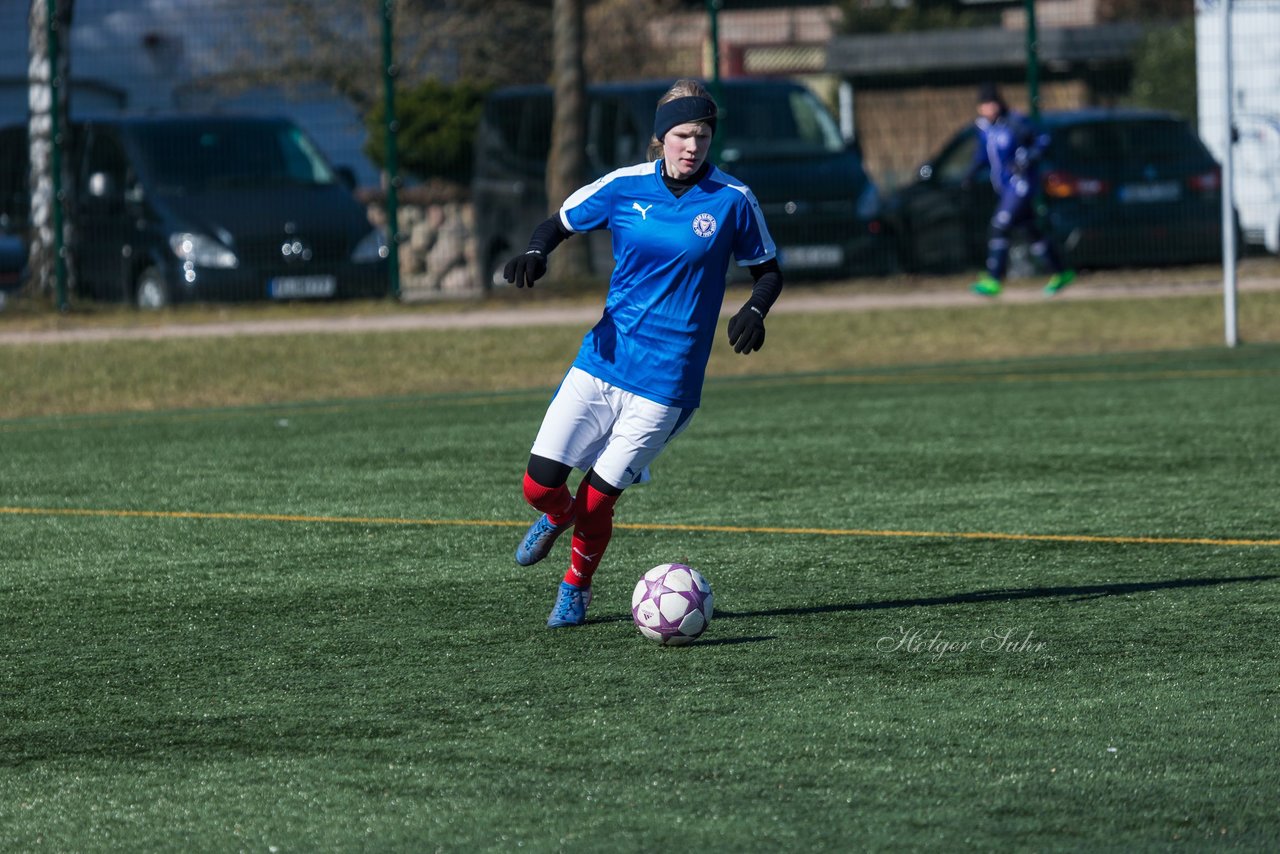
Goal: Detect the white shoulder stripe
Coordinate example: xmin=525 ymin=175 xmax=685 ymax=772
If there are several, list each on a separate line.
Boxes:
xmin=559 ymin=161 xmax=657 ymax=232
xmin=710 ymin=170 xmax=777 ymax=262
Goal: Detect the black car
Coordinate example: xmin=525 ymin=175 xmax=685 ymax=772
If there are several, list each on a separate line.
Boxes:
xmin=885 ymin=109 xmax=1227 ymax=273
xmin=0 ymin=230 xmax=24 ymax=309
xmin=473 ymin=78 xmax=894 ymax=288
xmin=0 ymin=116 xmax=389 ymax=308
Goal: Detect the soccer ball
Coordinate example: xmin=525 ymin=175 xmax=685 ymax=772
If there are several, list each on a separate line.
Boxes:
xmin=631 ymin=563 xmax=714 ymax=645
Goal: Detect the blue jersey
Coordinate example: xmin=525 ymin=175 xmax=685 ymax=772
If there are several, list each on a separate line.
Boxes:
xmin=969 ymin=110 xmax=1050 ymax=194
xmin=559 ymin=160 xmax=775 ymax=409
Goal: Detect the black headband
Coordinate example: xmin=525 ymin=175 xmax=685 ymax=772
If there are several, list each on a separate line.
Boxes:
xmin=654 ymin=96 xmax=718 ymax=142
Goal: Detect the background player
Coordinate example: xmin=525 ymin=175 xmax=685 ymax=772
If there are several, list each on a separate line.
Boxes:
xmin=964 ymin=83 xmax=1075 ymax=297
xmin=503 ymin=78 xmax=784 ymax=628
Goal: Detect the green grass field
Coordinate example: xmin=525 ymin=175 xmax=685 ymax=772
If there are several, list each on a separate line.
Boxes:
xmin=2 ymin=298 xmax=1279 ymax=849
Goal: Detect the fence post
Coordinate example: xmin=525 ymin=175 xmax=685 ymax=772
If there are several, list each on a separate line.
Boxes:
xmin=381 ymin=0 xmax=401 ymax=301
xmin=706 ymin=0 xmax=723 ymax=164
xmin=1219 ymin=0 xmax=1239 ymax=347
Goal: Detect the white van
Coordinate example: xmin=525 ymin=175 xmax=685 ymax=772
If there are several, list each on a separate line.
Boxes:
xmin=1233 ymin=114 xmax=1280 ymax=254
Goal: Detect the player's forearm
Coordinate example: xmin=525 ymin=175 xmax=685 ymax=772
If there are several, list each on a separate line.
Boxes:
xmin=745 ymin=258 xmax=783 ymax=315
xmin=527 ymin=216 xmax=574 ymax=256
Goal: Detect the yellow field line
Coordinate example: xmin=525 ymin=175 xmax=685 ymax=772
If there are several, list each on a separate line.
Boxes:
xmin=618 ymin=520 xmax=1280 ymax=548
xmin=0 ymin=505 xmax=514 ymax=528
xmin=3 ymin=505 xmax=1277 ymax=549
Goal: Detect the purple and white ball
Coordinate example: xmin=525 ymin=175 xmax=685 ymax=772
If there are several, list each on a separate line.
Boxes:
xmin=631 ymin=563 xmax=714 ymax=645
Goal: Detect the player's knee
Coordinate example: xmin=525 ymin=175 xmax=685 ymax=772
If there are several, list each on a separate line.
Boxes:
xmin=526 ymin=455 xmax=571 ymax=491
xmin=577 ymin=475 xmax=621 ymax=524
xmin=522 ymin=472 xmax=555 ymax=508
xmin=586 ymin=469 xmax=625 ymax=498
xmin=523 ymin=462 xmax=571 ymax=508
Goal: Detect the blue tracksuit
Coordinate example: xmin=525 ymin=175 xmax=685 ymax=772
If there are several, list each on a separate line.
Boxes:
xmin=965 ymin=110 xmax=1063 ymax=280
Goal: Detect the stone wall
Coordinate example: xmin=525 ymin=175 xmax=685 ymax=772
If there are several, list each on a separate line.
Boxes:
xmin=361 ymin=181 xmax=482 ymax=302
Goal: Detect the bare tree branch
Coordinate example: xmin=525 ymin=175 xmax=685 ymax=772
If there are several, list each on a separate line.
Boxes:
xmin=585 ymin=0 xmax=688 ymax=82
xmin=206 ymin=0 xmax=553 ymax=117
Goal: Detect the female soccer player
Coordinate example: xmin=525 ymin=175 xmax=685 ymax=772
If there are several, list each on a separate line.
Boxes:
xmin=504 ymin=79 xmax=783 ymax=628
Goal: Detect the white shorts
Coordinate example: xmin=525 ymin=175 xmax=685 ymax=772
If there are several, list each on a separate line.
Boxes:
xmin=530 ymin=368 xmax=696 ymax=491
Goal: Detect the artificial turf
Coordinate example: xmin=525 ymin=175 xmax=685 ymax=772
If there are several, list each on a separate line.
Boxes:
xmin=1 ymin=345 xmax=1278 ymax=850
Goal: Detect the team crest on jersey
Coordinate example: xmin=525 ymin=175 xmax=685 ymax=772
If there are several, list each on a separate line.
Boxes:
xmin=691 ymin=213 xmax=717 ymax=238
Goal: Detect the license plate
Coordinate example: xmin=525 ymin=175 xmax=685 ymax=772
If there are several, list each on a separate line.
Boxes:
xmin=1119 ymin=181 xmax=1180 ymax=203
xmin=269 ymin=275 xmax=337 ymax=299
xmin=779 ymin=245 xmax=844 ymax=268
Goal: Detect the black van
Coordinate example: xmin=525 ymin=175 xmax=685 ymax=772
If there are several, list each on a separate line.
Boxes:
xmin=0 ymin=115 xmax=389 ymax=308
xmin=472 ymin=78 xmax=893 ymax=288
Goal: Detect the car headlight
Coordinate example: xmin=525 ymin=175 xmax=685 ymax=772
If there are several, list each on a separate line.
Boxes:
xmin=855 ymin=182 xmax=881 ymax=221
xmin=169 ymin=232 xmax=237 ymax=269
xmin=352 ymin=228 xmax=390 ymax=263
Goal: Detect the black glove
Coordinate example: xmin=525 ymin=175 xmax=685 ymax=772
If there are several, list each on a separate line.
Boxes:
xmin=503 ymin=250 xmax=547 ymax=288
xmin=727 ymin=304 xmax=766 ymax=354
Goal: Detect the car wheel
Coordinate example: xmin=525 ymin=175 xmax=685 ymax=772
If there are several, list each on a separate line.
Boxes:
xmin=870 ymin=237 xmax=901 ymax=277
xmin=135 ymin=267 xmax=170 ymax=310
xmin=888 ymin=224 xmax=918 ymax=273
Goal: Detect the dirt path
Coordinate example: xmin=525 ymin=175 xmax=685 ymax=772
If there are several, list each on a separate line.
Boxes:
xmin=1 ymin=274 xmax=1276 ymax=345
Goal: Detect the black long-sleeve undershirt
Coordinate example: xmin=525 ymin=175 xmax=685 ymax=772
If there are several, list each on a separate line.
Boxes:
xmin=526 ymin=215 xmax=573 ymax=257
xmin=743 ymin=258 xmax=783 ymax=316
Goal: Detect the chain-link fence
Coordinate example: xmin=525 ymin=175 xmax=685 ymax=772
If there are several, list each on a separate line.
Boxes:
xmin=2 ymin=1 xmax=1276 ymax=310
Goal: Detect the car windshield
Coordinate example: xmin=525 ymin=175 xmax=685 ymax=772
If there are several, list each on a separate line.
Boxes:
xmin=1051 ymin=120 xmax=1211 ymax=167
xmin=719 ymin=87 xmax=845 ymax=160
xmin=132 ymin=122 xmax=337 ymax=193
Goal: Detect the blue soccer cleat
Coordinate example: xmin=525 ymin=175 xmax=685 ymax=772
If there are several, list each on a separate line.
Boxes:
xmin=547 ymin=581 xmax=592 ymax=628
xmin=515 ymin=514 xmax=573 ymax=566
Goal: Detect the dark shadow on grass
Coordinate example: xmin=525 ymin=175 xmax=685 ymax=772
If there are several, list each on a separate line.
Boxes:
xmin=716 ymin=574 xmax=1278 ymax=620
xmin=586 ymin=614 xmax=633 ymax=626
xmin=582 ymin=614 xmax=774 ymax=646
xmin=689 ymin=635 xmax=775 ymax=647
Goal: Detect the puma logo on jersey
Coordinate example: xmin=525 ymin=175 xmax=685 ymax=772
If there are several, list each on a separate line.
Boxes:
xmin=631 ymin=202 xmax=654 ymax=220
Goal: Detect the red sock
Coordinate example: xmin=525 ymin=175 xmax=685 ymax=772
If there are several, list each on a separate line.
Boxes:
xmin=564 ymin=482 xmax=618 ymax=589
xmin=522 ymin=473 xmax=575 ymax=526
